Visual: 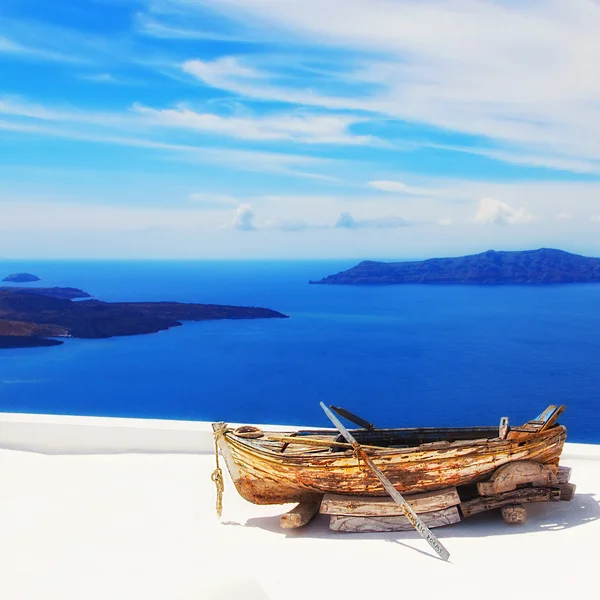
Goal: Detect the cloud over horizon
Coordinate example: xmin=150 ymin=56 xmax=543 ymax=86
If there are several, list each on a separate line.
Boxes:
xmin=232 ymin=204 xmax=256 ymax=231
xmin=335 ymin=211 xmax=410 ymax=229
xmin=473 ymin=198 xmax=534 ymax=225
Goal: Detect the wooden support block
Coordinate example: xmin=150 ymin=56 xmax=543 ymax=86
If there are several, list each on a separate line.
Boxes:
xmin=320 ymin=487 xmax=460 ymax=517
xmin=557 ymin=466 xmax=572 ymax=484
xmin=460 ymin=487 xmax=561 ymax=518
xmin=556 ymin=482 xmax=576 ymax=501
xmin=280 ymin=500 xmax=321 ymax=529
xmin=477 ymin=461 xmax=558 ymax=496
xmin=501 ymin=504 xmax=527 ymax=524
xmin=329 ymin=506 xmax=461 ymax=533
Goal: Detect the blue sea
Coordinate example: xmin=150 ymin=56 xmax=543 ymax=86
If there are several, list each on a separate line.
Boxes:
xmin=0 ymin=260 xmax=599 ymax=442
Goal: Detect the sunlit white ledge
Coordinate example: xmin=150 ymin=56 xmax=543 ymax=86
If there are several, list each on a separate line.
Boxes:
xmin=0 ymin=412 xmax=598 ymax=600
xmin=0 ymin=411 xmax=296 ymax=454
xmin=1 ymin=411 xmax=599 ymax=458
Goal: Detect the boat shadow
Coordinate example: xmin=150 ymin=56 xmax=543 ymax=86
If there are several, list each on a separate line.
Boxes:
xmin=222 ymin=513 xmax=439 ymax=559
xmin=441 ymin=493 xmax=600 ymax=539
xmin=223 ymin=492 xmax=599 ymax=543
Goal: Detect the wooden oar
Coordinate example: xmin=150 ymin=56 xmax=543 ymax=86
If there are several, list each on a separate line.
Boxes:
xmin=320 ymin=402 xmax=451 ymax=562
xmin=264 ymin=434 xmax=384 ymax=451
xmin=330 ymin=405 xmax=375 ymax=430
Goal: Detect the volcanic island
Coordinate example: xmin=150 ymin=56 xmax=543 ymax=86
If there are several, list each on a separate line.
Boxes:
xmin=0 ymin=286 xmax=287 ymax=349
xmin=310 ymin=248 xmax=600 ymax=285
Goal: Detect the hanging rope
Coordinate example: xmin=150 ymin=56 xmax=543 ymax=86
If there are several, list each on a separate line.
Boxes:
xmin=211 ymin=424 xmax=228 ymax=517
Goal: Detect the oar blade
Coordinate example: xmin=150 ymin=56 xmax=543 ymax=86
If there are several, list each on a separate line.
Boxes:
xmin=330 ymin=405 xmax=375 ymax=430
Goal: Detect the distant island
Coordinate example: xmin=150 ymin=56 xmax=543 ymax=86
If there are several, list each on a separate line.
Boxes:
xmin=310 ymin=248 xmax=600 ymax=285
xmin=3 ymin=272 xmax=41 ymax=282
xmin=2 ymin=287 xmax=91 ymax=299
xmin=0 ymin=287 xmax=288 ymax=349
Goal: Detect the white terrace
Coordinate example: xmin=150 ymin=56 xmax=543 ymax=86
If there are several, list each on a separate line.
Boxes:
xmin=1 ymin=412 xmax=598 ymax=600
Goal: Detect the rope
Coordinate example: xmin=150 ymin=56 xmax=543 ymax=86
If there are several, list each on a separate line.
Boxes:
xmin=211 ymin=424 xmax=228 ymax=518
xmin=233 ymin=425 xmax=264 ymax=439
xmin=352 ymin=443 xmax=363 ymax=469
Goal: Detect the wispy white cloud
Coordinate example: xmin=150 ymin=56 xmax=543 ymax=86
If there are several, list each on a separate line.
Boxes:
xmin=473 ymin=198 xmax=534 ymax=225
xmin=189 ymin=193 xmax=238 ymax=209
xmin=369 ymin=180 xmax=421 ymax=194
xmin=79 ymin=73 xmax=123 ymax=84
xmin=0 ymin=96 xmax=126 ymax=126
xmin=367 ymin=179 xmax=468 ymax=201
xmin=182 ymin=56 xmax=358 ymax=112
xmin=555 ymin=212 xmax=575 ymax=221
xmin=135 ymin=16 xmax=248 ymax=42
xmin=0 ymin=104 xmax=342 ymax=181
xmin=175 ymin=1 xmax=600 ymax=173
xmin=134 ymin=2 xmax=259 ymax=42
xmin=430 ymin=144 xmax=600 ymax=175
xmin=0 ymin=36 xmax=23 ymax=53
xmin=198 ymin=148 xmax=341 ymax=181
xmin=0 ymin=34 xmax=77 ymax=62
xmin=134 ymin=103 xmax=379 ymax=146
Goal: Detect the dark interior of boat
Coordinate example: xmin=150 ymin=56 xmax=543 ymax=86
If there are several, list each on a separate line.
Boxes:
xmin=296 ymin=404 xmax=563 ymax=451
xmin=295 ymin=427 xmax=501 ymax=451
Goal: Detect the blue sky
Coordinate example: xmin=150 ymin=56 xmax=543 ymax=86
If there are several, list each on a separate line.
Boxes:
xmin=2 ymin=0 xmax=600 ymax=258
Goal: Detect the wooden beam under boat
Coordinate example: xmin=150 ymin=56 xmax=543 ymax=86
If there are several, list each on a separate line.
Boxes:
xmin=329 ymin=506 xmax=461 ymax=533
xmin=320 ymin=487 xmax=461 ymax=516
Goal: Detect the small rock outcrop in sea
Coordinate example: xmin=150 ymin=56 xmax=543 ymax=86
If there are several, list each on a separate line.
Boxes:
xmin=0 ymin=287 xmax=288 ymax=349
xmin=2 ymin=273 xmax=41 ymax=282
xmin=309 ymin=248 xmax=600 ymax=285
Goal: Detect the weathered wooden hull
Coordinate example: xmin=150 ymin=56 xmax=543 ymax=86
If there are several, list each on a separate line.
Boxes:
xmin=216 ymin=424 xmax=567 ymax=505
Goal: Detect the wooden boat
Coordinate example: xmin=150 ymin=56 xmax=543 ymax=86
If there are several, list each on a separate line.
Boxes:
xmin=213 ymin=405 xmax=566 ymax=505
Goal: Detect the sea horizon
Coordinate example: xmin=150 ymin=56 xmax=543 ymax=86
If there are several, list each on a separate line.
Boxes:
xmin=1 ymin=259 xmax=598 ymax=443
